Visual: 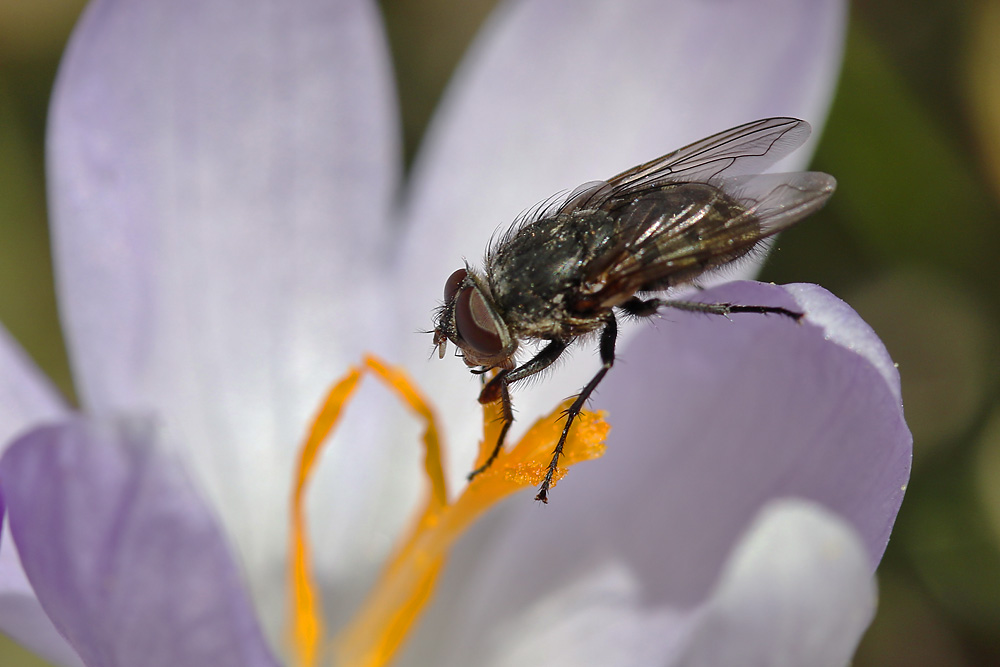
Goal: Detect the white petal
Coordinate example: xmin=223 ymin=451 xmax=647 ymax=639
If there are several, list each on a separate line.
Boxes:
xmin=675 ymin=500 xmax=876 ymax=667
xmin=47 ymin=0 xmax=403 ymax=638
xmin=406 ymin=501 xmax=875 ymax=666
xmin=455 ymin=562 xmax=687 ymax=667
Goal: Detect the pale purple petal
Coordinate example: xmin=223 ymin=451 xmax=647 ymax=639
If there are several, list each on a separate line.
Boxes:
xmin=406 ymin=282 xmax=909 ymax=664
xmin=784 ymin=282 xmax=903 ymax=403
xmin=47 ymin=0 xmax=405 ymax=636
xmin=553 ymin=282 xmax=909 ymax=571
xmin=0 ymin=418 xmax=279 ymax=667
xmin=1 ymin=510 xmax=86 ymax=667
xmin=393 ymin=0 xmax=847 ymax=483
xmin=0 ymin=325 xmax=81 ymax=666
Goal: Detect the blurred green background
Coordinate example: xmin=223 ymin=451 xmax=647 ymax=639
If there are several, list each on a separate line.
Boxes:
xmin=2 ymin=0 xmax=999 ymax=665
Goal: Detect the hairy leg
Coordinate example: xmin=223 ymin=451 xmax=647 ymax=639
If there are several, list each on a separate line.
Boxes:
xmin=620 ymin=296 xmax=803 ymax=321
xmin=468 ymin=339 xmax=569 ymax=481
xmin=535 ymin=315 xmax=618 ymax=503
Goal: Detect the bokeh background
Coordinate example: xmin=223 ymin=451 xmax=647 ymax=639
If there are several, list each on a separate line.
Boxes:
xmin=1 ymin=0 xmax=999 ymax=665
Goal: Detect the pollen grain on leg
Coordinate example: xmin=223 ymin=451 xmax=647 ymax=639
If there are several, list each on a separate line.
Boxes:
xmin=461 ymin=397 xmax=608 ymax=502
xmin=288 ymin=356 xmax=608 ymax=667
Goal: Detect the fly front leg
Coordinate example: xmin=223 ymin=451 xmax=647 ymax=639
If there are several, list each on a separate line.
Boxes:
xmin=467 ymin=373 xmax=515 ymax=480
xmin=620 ymin=296 xmax=803 ymax=321
xmin=536 ymin=315 xmax=618 ymax=504
xmin=468 ymin=339 xmax=569 ymax=481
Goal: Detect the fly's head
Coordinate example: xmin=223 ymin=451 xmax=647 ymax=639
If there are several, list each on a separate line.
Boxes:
xmin=434 ymin=267 xmax=517 ymax=370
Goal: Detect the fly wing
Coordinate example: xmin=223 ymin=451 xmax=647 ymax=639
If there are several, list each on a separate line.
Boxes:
xmin=724 ymin=171 xmax=836 ymax=235
xmin=573 ymin=171 xmax=835 ymax=308
xmin=559 ymin=118 xmax=812 ymax=213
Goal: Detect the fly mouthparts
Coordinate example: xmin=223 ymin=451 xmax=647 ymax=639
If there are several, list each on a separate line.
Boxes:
xmin=433 ymin=330 xmax=448 ymax=359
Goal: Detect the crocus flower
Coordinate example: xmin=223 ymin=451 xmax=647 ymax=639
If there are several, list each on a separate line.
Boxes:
xmin=0 ymin=0 xmax=911 ymax=665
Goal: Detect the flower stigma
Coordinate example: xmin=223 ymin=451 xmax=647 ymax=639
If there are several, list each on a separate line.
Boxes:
xmin=287 ymin=354 xmax=608 ymax=666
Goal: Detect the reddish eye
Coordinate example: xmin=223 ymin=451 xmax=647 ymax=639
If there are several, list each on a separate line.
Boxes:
xmin=454 ymin=287 xmax=503 ymax=356
xmin=443 ymin=268 xmax=467 ymax=302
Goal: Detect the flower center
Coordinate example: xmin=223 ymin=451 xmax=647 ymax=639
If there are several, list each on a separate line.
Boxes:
xmin=287 ymin=355 xmax=608 ymax=666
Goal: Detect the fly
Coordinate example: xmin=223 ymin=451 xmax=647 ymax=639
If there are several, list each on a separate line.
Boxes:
xmin=431 ymin=117 xmax=835 ymax=503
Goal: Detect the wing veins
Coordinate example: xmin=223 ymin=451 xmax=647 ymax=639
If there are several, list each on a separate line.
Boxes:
xmin=602 ymin=117 xmax=810 ymax=199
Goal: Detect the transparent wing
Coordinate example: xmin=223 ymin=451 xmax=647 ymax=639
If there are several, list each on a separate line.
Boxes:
xmin=608 ymin=117 xmax=811 ymax=190
xmin=725 ymin=171 xmax=836 ymax=235
xmin=561 ymin=118 xmax=812 ymax=213
xmin=576 ymin=171 xmax=835 ymax=305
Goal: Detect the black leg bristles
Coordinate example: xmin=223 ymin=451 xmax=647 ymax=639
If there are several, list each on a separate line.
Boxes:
xmin=535 ymin=315 xmax=617 ymax=503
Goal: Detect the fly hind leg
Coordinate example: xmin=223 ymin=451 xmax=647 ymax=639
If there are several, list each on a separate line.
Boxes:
xmin=535 ymin=314 xmax=618 ymax=504
xmin=620 ymin=296 xmax=803 ymax=321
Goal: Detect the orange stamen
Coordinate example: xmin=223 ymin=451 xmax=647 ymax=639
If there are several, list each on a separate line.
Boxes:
xmin=288 ymin=356 xmax=608 ymax=667
xmin=288 ymin=366 xmax=362 ymax=667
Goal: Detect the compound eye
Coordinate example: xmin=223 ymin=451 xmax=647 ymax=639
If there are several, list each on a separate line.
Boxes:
xmin=443 ymin=268 xmax=468 ymax=303
xmin=454 ymin=286 xmax=503 ymax=356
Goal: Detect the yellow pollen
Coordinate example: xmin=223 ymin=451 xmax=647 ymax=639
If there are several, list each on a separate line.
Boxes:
xmin=288 ymin=355 xmax=608 ymax=667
